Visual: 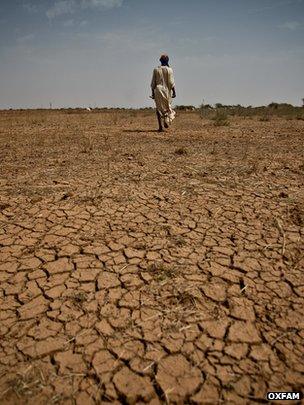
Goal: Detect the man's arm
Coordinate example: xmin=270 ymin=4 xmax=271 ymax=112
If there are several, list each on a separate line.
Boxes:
xmin=169 ymin=68 xmax=176 ymax=98
xmin=150 ymin=69 xmax=156 ymax=99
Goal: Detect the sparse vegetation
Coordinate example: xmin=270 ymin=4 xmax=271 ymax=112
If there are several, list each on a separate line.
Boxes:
xmin=80 ymin=134 xmax=94 ymax=153
xmin=212 ymin=109 xmax=230 ymax=126
xmin=171 ymin=235 xmax=186 ymax=247
xmin=112 ymin=113 xmax=119 ymax=125
xmin=198 ymin=101 xmax=304 ymax=120
xmin=174 ymin=147 xmax=187 ymax=155
xmin=6 ymin=366 xmax=46 ymax=399
xmin=260 ymin=115 xmax=270 ymax=122
xmin=70 ymin=291 xmax=88 ymax=307
xmin=175 ymin=105 xmax=196 ymax=111
xmin=147 ymin=261 xmax=179 ymax=281
xmin=0 ymin=107 xmax=303 ymax=404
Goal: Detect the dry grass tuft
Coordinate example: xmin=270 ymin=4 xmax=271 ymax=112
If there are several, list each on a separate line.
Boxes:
xmin=69 ymin=291 xmax=88 ymax=309
xmin=0 ymin=202 xmax=10 ymax=210
xmin=174 ymin=147 xmax=188 ymax=155
xmin=147 ymin=262 xmax=179 ymax=281
xmin=289 ymin=204 xmax=304 ymax=226
xmin=112 ymin=113 xmax=119 ymax=125
xmin=259 ymin=115 xmax=270 ymax=122
xmin=80 ymin=135 xmax=94 ymax=153
xmin=177 ymin=289 xmax=198 ymax=308
xmin=5 ymin=366 xmax=46 ymax=399
xmin=170 ymin=235 xmax=186 ymax=247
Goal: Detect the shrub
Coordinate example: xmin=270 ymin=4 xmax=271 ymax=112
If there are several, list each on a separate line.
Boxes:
xmin=199 ymin=103 xmax=213 ymax=119
xmin=212 ymin=110 xmax=229 ymax=126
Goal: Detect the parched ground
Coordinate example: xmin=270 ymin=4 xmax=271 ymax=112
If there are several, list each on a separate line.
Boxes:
xmin=0 ymin=109 xmax=303 ymax=404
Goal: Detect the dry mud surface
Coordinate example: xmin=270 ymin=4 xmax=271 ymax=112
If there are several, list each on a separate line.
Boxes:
xmin=0 ymin=110 xmax=303 ymax=404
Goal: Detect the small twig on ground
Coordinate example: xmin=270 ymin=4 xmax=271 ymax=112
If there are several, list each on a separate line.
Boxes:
xmin=0 ymin=387 xmax=12 ymax=398
xmin=63 ymin=373 xmax=87 ymax=378
xmin=213 ymin=208 xmax=221 ymax=217
xmin=163 ymin=387 xmax=175 ymax=404
xmin=263 ymin=243 xmax=281 ymax=251
xmin=179 ymin=325 xmax=193 ymax=332
xmin=143 ymin=314 xmax=160 ymax=322
xmin=113 ymin=350 xmax=125 ymax=369
xmin=271 ymin=330 xmax=297 ymax=347
xmin=275 ymin=218 xmax=286 ymax=256
xmin=39 ymin=369 xmax=46 ymax=385
xmin=65 ymin=330 xmax=88 ymax=345
xmin=240 ymin=285 xmax=248 ymax=293
xmin=282 ymin=233 xmax=286 ymax=256
xmin=185 ymin=165 xmax=200 ymax=173
xmin=50 ymin=394 xmax=63 ymax=404
xmin=142 ymin=362 xmax=155 ymax=372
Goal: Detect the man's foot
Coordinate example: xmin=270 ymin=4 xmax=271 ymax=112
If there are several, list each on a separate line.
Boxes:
xmin=158 ymin=128 xmax=164 ymax=132
xmin=164 ymin=121 xmax=169 ymax=128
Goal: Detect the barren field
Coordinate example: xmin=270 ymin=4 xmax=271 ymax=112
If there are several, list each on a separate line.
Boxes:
xmin=0 ymin=109 xmax=303 ymax=404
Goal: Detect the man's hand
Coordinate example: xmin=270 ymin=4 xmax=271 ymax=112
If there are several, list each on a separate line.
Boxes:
xmin=172 ymin=87 xmax=176 ymax=98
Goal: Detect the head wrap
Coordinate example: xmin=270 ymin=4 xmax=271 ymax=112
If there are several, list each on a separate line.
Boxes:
xmin=160 ymin=54 xmax=169 ymax=66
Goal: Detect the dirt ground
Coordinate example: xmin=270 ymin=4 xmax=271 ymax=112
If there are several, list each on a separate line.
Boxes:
xmin=0 ymin=109 xmax=303 ymax=404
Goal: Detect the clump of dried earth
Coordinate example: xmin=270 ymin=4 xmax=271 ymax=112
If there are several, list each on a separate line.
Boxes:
xmin=0 ymin=109 xmax=303 ymax=404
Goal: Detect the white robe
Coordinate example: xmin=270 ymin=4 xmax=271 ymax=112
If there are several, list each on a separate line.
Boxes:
xmin=151 ymin=66 xmax=176 ymax=124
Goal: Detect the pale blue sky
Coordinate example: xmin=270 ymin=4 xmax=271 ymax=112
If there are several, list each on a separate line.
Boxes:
xmin=0 ymin=0 xmax=304 ymax=108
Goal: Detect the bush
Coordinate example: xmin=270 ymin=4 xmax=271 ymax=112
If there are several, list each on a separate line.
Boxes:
xmin=212 ymin=110 xmax=229 ymax=126
xmin=175 ymin=105 xmax=196 ymax=111
xmin=199 ymin=103 xmax=213 ymax=119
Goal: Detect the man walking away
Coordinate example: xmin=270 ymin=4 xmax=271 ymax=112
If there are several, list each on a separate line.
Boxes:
xmin=151 ymin=54 xmax=176 ymax=132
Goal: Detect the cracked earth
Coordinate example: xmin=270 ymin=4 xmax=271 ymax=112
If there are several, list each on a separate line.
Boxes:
xmin=0 ymin=110 xmax=303 ymax=404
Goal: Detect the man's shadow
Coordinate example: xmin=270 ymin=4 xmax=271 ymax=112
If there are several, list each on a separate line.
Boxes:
xmin=122 ymin=129 xmax=160 ymax=133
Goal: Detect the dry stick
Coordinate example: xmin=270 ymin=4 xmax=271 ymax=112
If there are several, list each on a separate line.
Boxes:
xmin=282 ymin=231 xmax=286 ymax=256
xmin=39 ymin=369 xmax=46 ymax=386
xmin=142 ymin=362 xmax=155 ymax=372
xmin=240 ymin=285 xmax=248 ymax=293
xmin=87 ymin=378 xmax=99 ymax=402
xmin=120 ymin=264 xmax=129 ymax=272
xmin=63 ymin=373 xmax=87 ymax=378
xmin=184 ymin=165 xmax=200 ymax=173
xmin=112 ymin=350 xmax=126 ymax=369
xmin=271 ymin=330 xmax=297 ymax=347
xmin=65 ymin=329 xmax=88 ymax=345
xmin=21 ymin=365 xmax=33 ymax=376
xmin=179 ymin=325 xmax=193 ymax=332
xmin=213 ymin=208 xmax=221 ymax=217
xmin=143 ymin=314 xmax=161 ymax=322
xmin=0 ymin=387 xmax=12 ymax=398
xmin=164 ymin=387 xmax=175 ymax=404
xmin=51 ymin=394 xmax=62 ymax=404
xmin=275 ymin=218 xmax=286 ymax=256
xmin=263 ymin=243 xmax=281 ymax=251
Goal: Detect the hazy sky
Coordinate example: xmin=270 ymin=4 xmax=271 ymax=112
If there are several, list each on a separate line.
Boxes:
xmin=0 ymin=0 xmax=304 ymax=108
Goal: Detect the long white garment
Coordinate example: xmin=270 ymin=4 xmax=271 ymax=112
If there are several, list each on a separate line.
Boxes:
xmin=151 ymin=66 xmax=176 ymax=124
